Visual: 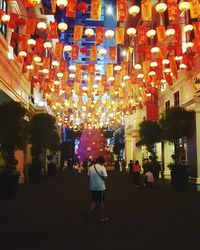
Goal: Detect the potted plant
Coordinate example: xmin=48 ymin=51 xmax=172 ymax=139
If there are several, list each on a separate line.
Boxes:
xmin=0 ymin=101 xmax=27 ymax=198
xmin=28 ymin=113 xmax=60 ymax=182
xmin=160 ymin=106 xmax=193 ymax=190
xmin=139 ymin=120 xmax=162 ymax=178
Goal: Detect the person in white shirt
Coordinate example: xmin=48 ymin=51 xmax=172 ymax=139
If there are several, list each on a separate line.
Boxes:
xmin=143 ymin=170 xmax=154 ymax=187
xmin=87 ymin=156 xmax=109 ymax=222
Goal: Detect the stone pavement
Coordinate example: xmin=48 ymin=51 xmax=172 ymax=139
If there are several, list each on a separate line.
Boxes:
xmin=0 ymin=170 xmax=200 ymax=250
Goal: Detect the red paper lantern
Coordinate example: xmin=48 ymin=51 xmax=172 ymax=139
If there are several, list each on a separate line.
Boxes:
xmin=17 ymin=18 xmax=26 ymax=26
xmin=81 ymin=65 xmax=88 ymax=71
xmin=77 ymin=2 xmax=89 ymax=14
xmin=80 ymin=47 xmax=87 ymax=54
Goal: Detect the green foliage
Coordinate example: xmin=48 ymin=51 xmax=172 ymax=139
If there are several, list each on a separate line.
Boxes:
xmin=160 ymin=107 xmax=193 ymax=142
xmin=29 ymin=113 xmax=60 ymax=158
xmin=139 ymin=120 xmax=162 ymax=155
xmin=0 ymin=101 xmax=27 ymax=157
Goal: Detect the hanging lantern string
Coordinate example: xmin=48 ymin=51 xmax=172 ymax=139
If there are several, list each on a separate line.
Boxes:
xmin=5 ymin=10 xmax=197 ymax=26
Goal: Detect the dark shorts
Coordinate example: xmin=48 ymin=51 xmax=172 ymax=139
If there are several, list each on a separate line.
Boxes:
xmin=91 ymin=190 xmax=106 ymax=204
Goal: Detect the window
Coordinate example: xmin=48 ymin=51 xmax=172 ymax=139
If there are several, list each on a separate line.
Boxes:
xmin=174 ymin=91 xmax=180 ymax=107
xmin=165 ymin=100 xmax=170 ymax=110
xmin=0 ymin=0 xmax=7 ymax=37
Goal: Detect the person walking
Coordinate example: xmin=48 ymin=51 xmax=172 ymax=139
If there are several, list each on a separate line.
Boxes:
xmin=87 ymin=156 xmax=109 ymax=222
xmin=133 ymin=160 xmax=141 ymax=188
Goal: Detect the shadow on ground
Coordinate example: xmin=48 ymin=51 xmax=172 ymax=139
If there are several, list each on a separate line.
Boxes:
xmin=0 ymin=171 xmax=199 ymax=250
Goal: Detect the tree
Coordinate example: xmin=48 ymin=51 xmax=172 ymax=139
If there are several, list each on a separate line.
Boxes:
xmin=77 ymin=128 xmax=110 ymax=163
xmin=29 ymin=113 xmax=60 ymax=160
xmin=139 ymin=120 xmax=162 ymax=157
xmin=0 ymin=101 xmax=27 ymax=171
xmin=159 ymin=107 xmax=193 ymax=164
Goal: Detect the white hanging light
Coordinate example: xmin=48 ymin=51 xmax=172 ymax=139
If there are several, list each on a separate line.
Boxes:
xmin=185 ymin=42 xmax=194 ymax=49
xmin=164 ymin=68 xmax=171 ymax=73
xmin=52 ymin=60 xmax=59 ymax=67
xmin=95 ymin=65 xmax=102 ymax=71
xmin=137 ymin=73 xmax=144 ymax=79
xmin=19 ymin=51 xmax=27 ymax=58
xmin=162 ymin=59 xmax=170 ymax=65
xmin=43 ymin=42 xmax=52 ymax=50
xmin=57 ymin=72 xmax=63 ymax=78
xmin=150 ymin=61 xmax=158 ymax=67
xmin=179 ymin=63 xmax=187 ymax=69
xmin=151 ymin=47 xmax=160 ymax=53
xmin=179 ymin=1 xmax=190 ymax=12
xmin=69 ymin=73 xmax=76 ymax=78
xmin=64 ymin=45 xmax=72 ymax=52
xmin=2 ymin=14 xmax=10 ymax=23
xmin=57 ymin=0 xmax=68 ymax=9
xmin=37 ymin=22 xmax=47 ymax=31
xmin=146 ymin=29 xmax=156 ymax=39
xmin=149 ymin=71 xmax=156 ymax=76
xmin=105 ymin=30 xmax=114 ymax=39
xmin=33 ymin=55 xmax=42 ymax=63
xmin=114 ymin=65 xmax=121 ymax=71
xmin=127 ymin=27 xmax=137 ymax=37
xmin=69 ymin=65 xmax=76 ymax=71
xmin=165 ymin=28 xmax=175 ymax=37
xmin=128 ymin=5 xmax=140 ymax=16
xmin=85 ymin=28 xmax=94 ymax=37
xmin=134 ymin=64 xmax=142 ymax=70
xmin=155 ymin=2 xmax=167 ymax=13
xmin=43 ymin=69 xmax=49 ymax=74
xmin=99 ymin=48 xmax=107 ymax=56
xmin=58 ymin=22 xmax=68 ymax=32
xmin=184 ymin=24 xmax=193 ymax=33
xmin=27 ymin=39 xmax=36 ymax=46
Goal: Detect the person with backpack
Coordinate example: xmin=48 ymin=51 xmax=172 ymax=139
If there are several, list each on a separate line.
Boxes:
xmin=87 ymin=156 xmax=109 ymax=222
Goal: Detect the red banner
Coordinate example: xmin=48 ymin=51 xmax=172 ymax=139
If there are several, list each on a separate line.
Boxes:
xmin=26 ymin=18 xmax=36 ymax=35
xmin=73 ymin=24 xmax=83 ymax=42
xmin=167 ymin=0 xmax=179 ymax=21
xmin=88 ymin=64 xmax=95 ymax=76
xmin=138 ymin=26 xmax=147 ymax=44
xmin=8 ymin=13 xmax=19 ymax=29
xmin=66 ymin=0 xmax=77 ymax=18
xmin=90 ymin=45 xmax=98 ymax=61
xmin=156 ymin=26 xmax=166 ymax=42
xmin=90 ymin=0 xmax=102 ymax=19
xmin=95 ymin=26 xmax=104 ymax=44
xmin=59 ymin=59 xmax=67 ymax=73
xmin=34 ymin=38 xmax=44 ymax=55
xmin=43 ymin=57 xmax=50 ymax=69
xmin=173 ymin=24 xmax=181 ymax=42
xmin=109 ymin=46 xmax=116 ymax=61
xmin=49 ymin=22 xmax=58 ymax=39
xmin=141 ymin=0 xmax=152 ymax=22
xmin=146 ymin=95 xmax=158 ymax=121
xmin=49 ymin=68 xmax=56 ymax=81
xmin=165 ymin=72 xmax=172 ymax=85
xmin=193 ymin=22 xmax=200 ymax=39
xmin=145 ymin=46 xmax=152 ymax=61
xmin=117 ymin=0 xmax=127 ymax=21
xmin=54 ymin=42 xmax=63 ymax=58
xmin=19 ymin=35 xmax=28 ymax=51
xmin=25 ymin=53 xmax=33 ymax=66
xmin=71 ymin=44 xmax=79 ymax=60
xmin=51 ymin=0 xmax=56 ymax=13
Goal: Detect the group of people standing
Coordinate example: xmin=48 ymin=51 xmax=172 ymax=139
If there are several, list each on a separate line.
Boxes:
xmin=129 ymin=156 xmax=161 ymax=188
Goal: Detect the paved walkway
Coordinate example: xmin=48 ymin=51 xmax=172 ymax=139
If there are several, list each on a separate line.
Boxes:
xmin=0 ymin=170 xmax=200 ymax=250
